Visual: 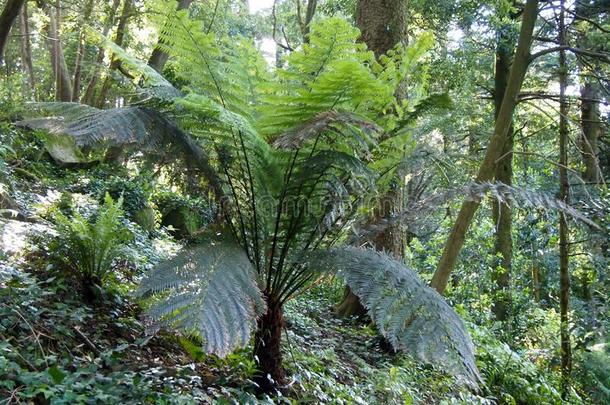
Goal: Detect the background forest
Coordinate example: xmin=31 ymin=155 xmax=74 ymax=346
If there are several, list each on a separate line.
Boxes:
xmin=0 ymin=0 xmax=608 ymax=403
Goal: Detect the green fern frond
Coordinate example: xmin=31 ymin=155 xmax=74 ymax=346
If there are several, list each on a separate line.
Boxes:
xmin=16 ymin=102 xmax=225 ymax=200
xmin=138 ymin=238 xmax=265 ymax=357
xmin=351 ymin=181 xmax=600 ymax=244
xmin=257 ymin=17 xmax=395 ymax=138
xmin=309 ymin=247 xmax=482 ymax=388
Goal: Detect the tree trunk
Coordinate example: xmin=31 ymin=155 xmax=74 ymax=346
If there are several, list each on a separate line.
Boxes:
xmin=81 ymin=0 xmax=121 ymax=105
xmin=491 ymin=13 xmax=516 ymax=322
xmin=19 ymin=3 xmax=35 ymax=99
xmin=430 ymin=0 xmax=540 ymax=294
xmin=579 ymin=81 xmax=602 ymax=183
xmin=355 ymin=0 xmax=408 ymax=59
xmin=147 ymin=0 xmax=193 ymax=73
xmin=558 ymin=0 xmax=572 ymax=397
xmin=337 ymin=0 xmax=408 ymax=317
xmin=253 ymin=295 xmax=285 ymax=393
xmin=0 ymin=0 xmax=25 ymax=65
xmin=96 ymin=0 xmax=132 ymax=108
xmin=43 ymin=0 xmax=73 ymax=101
xmin=71 ymin=0 xmax=95 ymax=101
xmin=297 ymin=0 xmax=317 ymax=43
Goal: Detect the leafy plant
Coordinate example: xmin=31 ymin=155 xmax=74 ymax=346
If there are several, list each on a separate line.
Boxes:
xmin=52 ymin=193 xmax=130 ymax=300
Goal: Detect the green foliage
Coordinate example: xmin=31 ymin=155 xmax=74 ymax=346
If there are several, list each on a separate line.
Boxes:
xmin=311 ymin=247 xmax=481 ymax=387
xmin=153 ymin=191 xmax=213 ymax=237
xmin=52 ymin=193 xmax=130 ymax=290
xmin=137 ymin=238 xmax=266 ymax=357
xmin=473 ymin=326 xmax=565 ymax=404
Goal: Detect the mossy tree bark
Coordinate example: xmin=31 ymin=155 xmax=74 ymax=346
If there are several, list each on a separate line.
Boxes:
xmin=96 ymin=0 xmax=133 ymax=108
xmin=81 ymin=0 xmax=121 ymax=105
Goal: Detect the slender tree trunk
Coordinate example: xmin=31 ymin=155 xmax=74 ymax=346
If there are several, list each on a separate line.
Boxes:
xmin=430 ymin=0 xmax=540 ymax=294
xmin=0 ymin=0 xmax=25 ymax=65
xmin=147 ymin=0 xmax=193 ymax=73
xmin=43 ymin=0 xmax=72 ymax=101
xmin=81 ymin=0 xmax=121 ymax=105
xmin=491 ymin=15 xmax=516 ymax=322
xmin=96 ymin=0 xmax=132 ymax=108
xmin=71 ymin=0 xmax=95 ymax=101
xmin=297 ymin=0 xmax=317 ymax=43
xmin=19 ymin=3 xmax=35 ymax=99
xmin=558 ymin=0 xmax=572 ymax=397
xmin=253 ymin=294 xmax=285 ymax=393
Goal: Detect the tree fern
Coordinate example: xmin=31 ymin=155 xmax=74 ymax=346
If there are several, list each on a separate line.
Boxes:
xmin=137 ymin=238 xmax=265 ymax=357
xmin=310 ymin=246 xmax=482 ymax=388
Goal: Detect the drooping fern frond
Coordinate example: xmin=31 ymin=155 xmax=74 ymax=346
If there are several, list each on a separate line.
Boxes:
xmin=137 ymin=238 xmax=265 ymax=357
xmin=16 ymin=102 xmax=225 ymax=201
xmin=309 ymin=247 xmax=482 ymax=388
xmin=87 ymin=27 xmax=181 ymax=101
xmin=350 ymin=181 xmax=601 ymax=244
xmin=272 ymin=110 xmax=381 ymax=157
xmin=17 ymin=103 xmax=173 ymax=150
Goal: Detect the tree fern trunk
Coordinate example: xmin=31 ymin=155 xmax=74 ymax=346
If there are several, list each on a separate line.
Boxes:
xmin=253 ymin=297 xmax=285 ymax=393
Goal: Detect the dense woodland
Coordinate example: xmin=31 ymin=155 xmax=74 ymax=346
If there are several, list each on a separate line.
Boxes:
xmin=0 ymin=0 xmax=608 ymax=403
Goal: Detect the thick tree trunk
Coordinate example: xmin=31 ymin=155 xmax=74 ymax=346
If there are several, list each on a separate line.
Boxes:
xmin=491 ymin=15 xmax=516 ymax=322
xmin=19 ymin=3 xmax=35 ymax=99
xmin=0 ymin=0 xmax=25 ymax=65
xmin=355 ymin=0 xmax=408 ymax=58
xmin=147 ymin=0 xmax=193 ymax=73
xmin=253 ymin=296 xmax=285 ymax=393
xmin=337 ymin=0 xmax=409 ymax=317
xmin=558 ymin=0 xmax=572 ymax=397
xmin=96 ymin=0 xmax=132 ymax=108
xmin=81 ymin=0 xmax=121 ymax=105
xmin=579 ymin=81 xmax=602 ymax=183
xmin=430 ymin=0 xmax=540 ymax=294
xmin=43 ymin=0 xmax=73 ymax=101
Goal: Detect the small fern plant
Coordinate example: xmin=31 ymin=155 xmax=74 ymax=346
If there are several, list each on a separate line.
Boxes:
xmin=53 ymin=193 xmax=129 ymax=301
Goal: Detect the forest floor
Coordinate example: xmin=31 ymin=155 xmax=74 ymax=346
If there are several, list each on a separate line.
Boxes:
xmin=0 ymin=240 xmax=470 ymax=404
xmin=1 ymin=138 xmax=607 ymax=404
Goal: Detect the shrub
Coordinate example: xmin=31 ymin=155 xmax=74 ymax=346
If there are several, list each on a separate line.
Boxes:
xmin=52 ymin=193 xmax=130 ymax=301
